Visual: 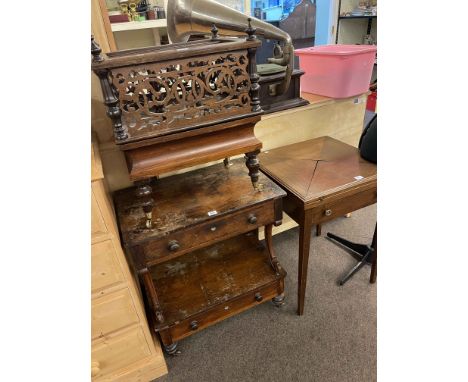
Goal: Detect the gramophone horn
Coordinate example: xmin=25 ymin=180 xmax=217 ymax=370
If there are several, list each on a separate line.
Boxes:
xmin=167 ymin=0 xmax=294 ymax=94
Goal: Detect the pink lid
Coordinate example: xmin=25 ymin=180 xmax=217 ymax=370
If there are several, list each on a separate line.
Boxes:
xmin=295 ymin=44 xmax=377 ymax=56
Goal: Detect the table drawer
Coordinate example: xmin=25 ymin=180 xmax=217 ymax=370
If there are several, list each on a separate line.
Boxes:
xmin=168 ymin=278 xmax=283 ymax=342
xmin=92 ymin=239 xmax=125 ymax=292
xmin=142 ymin=202 xmax=274 ymax=265
xmin=310 ymin=187 xmax=377 ymax=223
xmin=91 ymin=325 xmax=151 ymax=380
xmin=92 ymin=287 xmax=140 ymax=340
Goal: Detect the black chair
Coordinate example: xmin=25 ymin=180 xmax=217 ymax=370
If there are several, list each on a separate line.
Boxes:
xmin=326 ymin=114 xmax=377 ymax=285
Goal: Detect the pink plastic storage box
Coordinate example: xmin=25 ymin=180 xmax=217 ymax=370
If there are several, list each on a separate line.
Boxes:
xmin=295 ymin=45 xmax=377 ymax=98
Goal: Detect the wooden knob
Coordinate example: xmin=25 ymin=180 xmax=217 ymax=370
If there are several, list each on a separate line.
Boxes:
xmin=324 ymin=209 xmax=332 ymax=216
xmin=248 ymin=214 xmax=257 ymax=224
xmin=91 ymin=361 xmax=100 ymax=377
xmin=167 ymin=240 xmax=180 ymax=251
xmin=254 ymin=292 xmax=263 ymax=302
xmin=190 ymin=321 xmax=199 ymax=330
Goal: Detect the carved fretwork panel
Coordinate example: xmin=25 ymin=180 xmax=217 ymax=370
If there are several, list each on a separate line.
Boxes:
xmin=109 ymin=50 xmax=252 ymax=142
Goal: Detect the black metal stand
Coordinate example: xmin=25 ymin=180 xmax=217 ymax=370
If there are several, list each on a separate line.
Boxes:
xmin=326 ymin=225 xmax=377 ymax=285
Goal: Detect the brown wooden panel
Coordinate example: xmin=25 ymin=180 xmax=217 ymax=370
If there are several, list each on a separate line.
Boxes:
xmin=141 ymin=201 xmax=274 ymax=267
xmin=150 ymin=234 xmax=286 ymax=327
xmin=308 ymin=186 xmax=377 ymax=223
xmin=167 ymin=278 xmax=283 ymax=342
xmin=115 ymin=158 xmax=286 ymax=245
xmin=125 ymin=125 xmax=262 ymax=180
xmin=259 ymin=136 xmax=377 ymax=203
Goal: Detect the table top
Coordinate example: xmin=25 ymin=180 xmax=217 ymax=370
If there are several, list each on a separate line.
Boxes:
xmin=114 ymin=158 xmax=286 ymax=244
xmin=259 ymin=136 xmax=377 ymax=206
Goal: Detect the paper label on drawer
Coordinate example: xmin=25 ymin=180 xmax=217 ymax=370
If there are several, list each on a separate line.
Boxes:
xmin=354 ymin=175 xmax=364 ymax=180
xmin=207 ymin=210 xmax=218 ymax=216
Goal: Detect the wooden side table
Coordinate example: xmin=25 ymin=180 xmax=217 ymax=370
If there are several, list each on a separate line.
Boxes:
xmin=259 ymin=136 xmax=377 ymax=315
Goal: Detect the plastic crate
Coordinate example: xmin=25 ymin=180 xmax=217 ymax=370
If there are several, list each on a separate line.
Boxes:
xmin=295 ymin=45 xmax=377 ymax=98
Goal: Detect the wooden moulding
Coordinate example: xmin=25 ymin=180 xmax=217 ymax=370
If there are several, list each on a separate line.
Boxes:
xmin=91 ymin=38 xmax=261 ymax=70
xmin=125 ymin=124 xmax=262 ymax=181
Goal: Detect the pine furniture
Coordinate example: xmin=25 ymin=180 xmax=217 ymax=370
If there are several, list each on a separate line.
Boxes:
xmin=91 ymin=138 xmax=168 ymax=381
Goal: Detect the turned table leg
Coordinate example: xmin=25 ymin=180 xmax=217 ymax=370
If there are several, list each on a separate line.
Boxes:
xmin=159 ymin=330 xmax=180 ymax=356
xmin=135 ymin=178 xmax=154 ymax=229
xmin=298 ymin=214 xmax=312 ymax=315
xmin=245 ymin=149 xmax=261 ymax=190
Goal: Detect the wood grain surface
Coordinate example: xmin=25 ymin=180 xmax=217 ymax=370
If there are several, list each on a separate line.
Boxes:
xmin=114 ymin=158 xmax=286 ymax=245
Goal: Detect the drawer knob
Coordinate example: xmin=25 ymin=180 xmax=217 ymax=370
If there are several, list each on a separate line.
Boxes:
xmin=254 ymin=292 xmax=263 ymax=302
xmin=248 ymin=214 xmax=257 ymax=224
xmin=324 ymin=209 xmax=332 ymax=216
xmin=91 ymin=361 xmax=100 ymax=377
xmin=168 ymin=240 xmax=180 ymax=251
xmin=210 ymin=226 xmax=217 ymax=232
xmin=190 ymin=320 xmax=199 ymax=330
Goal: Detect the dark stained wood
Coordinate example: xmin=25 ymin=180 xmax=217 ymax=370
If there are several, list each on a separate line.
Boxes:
xmin=92 ymin=35 xmax=267 ymax=189
xmin=260 ymin=137 xmax=377 ymax=208
xmin=114 ymin=159 xmax=287 ymax=351
xmin=259 ymin=136 xmax=377 ymax=315
xmin=244 ymin=149 xmax=261 ymax=190
xmin=92 ymin=37 xmax=260 ymax=70
xmin=117 ymin=114 xmax=262 ymax=151
xmin=246 ymin=19 xmax=261 ymax=113
xmin=258 ymin=69 xmax=309 ymax=114
xmin=316 ymin=224 xmax=321 ymax=236
xmin=92 ymin=37 xmax=262 ymax=147
xmin=151 ymin=234 xmax=284 ymax=325
xmin=138 ymin=201 xmax=274 ymax=268
xmin=114 ymin=158 xmax=285 ymax=244
xmin=265 ymin=224 xmax=281 ymax=275
xmin=297 ymin=213 xmax=312 ymax=316
xmin=125 ymin=125 xmax=262 ymax=181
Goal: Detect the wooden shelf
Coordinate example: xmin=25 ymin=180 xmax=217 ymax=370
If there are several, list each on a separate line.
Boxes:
xmin=150 ymin=234 xmax=285 ymax=327
xmin=111 ymin=19 xmax=167 ymax=32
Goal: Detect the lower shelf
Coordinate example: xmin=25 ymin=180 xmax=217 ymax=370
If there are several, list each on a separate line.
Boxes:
xmin=150 ymin=233 xmax=286 ymax=342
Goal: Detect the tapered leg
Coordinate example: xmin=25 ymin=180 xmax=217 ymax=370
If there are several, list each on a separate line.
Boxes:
xmin=370 ymin=225 xmax=377 ymax=283
xmin=298 ymin=214 xmax=312 ymax=315
xmin=316 ymin=224 xmax=322 ymax=236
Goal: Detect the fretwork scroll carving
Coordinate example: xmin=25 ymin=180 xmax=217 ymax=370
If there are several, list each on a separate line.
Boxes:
xmin=109 ymin=51 xmax=252 ymax=142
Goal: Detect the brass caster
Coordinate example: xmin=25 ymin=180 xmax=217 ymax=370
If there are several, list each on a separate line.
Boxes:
xmin=145 ymin=211 xmax=153 ymax=229
xmin=253 ymin=182 xmax=264 ymax=192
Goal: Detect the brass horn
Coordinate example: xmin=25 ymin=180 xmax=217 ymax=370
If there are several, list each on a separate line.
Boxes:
xmin=167 ymin=0 xmax=294 ymax=95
